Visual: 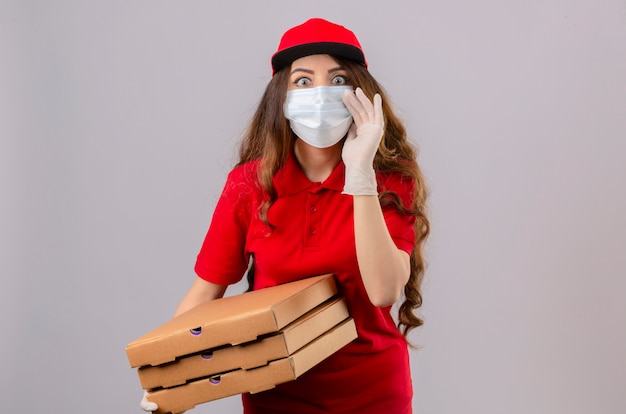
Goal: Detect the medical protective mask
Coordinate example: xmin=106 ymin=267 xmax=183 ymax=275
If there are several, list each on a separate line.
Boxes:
xmin=284 ymin=85 xmax=353 ymax=148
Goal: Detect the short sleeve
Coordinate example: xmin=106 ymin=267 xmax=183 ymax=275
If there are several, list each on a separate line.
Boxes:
xmin=379 ymin=173 xmax=417 ymax=255
xmin=194 ymin=162 xmax=260 ymax=285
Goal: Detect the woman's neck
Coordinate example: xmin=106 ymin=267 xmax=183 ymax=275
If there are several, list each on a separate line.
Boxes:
xmin=293 ymin=139 xmax=342 ymax=183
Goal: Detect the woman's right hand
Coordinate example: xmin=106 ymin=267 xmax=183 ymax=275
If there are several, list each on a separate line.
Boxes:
xmin=140 ymin=390 xmax=158 ymax=412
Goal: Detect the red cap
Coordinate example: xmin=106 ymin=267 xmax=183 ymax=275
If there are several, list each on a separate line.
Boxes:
xmin=271 ymin=18 xmax=367 ymax=75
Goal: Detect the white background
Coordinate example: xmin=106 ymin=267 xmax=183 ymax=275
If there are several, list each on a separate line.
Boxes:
xmin=1 ymin=1 xmax=625 ymax=413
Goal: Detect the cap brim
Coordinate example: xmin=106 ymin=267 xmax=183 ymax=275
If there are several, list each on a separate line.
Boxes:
xmin=272 ymin=42 xmax=366 ymax=75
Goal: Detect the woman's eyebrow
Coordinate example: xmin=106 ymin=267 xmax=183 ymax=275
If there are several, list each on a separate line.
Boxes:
xmin=289 ymin=66 xmax=345 ymax=76
xmin=290 ymin=68 xmax=314 ymax=76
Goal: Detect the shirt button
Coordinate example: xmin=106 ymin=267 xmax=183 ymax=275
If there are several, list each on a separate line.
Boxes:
xmin=310 ymin=206 xmax=317 ymax=213
xmin=309 ymin=227 xmax=317 ymax=235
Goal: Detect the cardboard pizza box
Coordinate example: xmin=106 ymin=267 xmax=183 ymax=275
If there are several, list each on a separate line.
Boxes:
xmin=126 ymin=274 xmax=338 ymax=368
xmin=137 ymin=296 xmax=350 ymax=389
xmin=145 ymin=318 xmax=357 ymax=414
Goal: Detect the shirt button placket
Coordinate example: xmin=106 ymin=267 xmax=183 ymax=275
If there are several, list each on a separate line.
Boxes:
xmin=305 ymin=192 xmax=321 ymax=249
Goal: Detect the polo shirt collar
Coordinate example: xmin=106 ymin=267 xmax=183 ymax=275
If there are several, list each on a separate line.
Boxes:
xmin=273 ymin=153 xmax=345 ymax=196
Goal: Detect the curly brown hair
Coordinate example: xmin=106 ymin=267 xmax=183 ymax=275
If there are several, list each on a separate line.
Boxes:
xmin=237 ymin=56 xmax=430 ymax=338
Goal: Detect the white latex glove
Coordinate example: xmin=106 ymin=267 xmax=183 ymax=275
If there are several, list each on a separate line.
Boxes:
xmin=341 ymin=87 xmax=384 ymax=196
xmin=140 ymin=390 xmax=158 ymax=412
xmin=141 ymin=391 xmax=186 ymax=414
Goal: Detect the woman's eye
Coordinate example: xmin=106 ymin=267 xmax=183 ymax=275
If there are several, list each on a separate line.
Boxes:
xmin=294 ymin=77 xmax=311 ymax=87
xmin=331 ymin=75 xmax=348 ymax=85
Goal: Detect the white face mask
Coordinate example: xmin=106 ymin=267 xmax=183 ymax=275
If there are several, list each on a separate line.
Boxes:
xmin=284 ymin=85 xmax=353 ymax=148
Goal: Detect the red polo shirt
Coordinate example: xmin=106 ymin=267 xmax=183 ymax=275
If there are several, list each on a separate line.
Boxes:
xmin=195 ymin=154 xmax=416 ymax=413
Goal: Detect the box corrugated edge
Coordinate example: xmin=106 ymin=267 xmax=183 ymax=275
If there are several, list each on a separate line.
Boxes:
xmin=126 ymin=274 xmax=337 ymax=367
xmin=147 ymin=318 xmax=357 ymax=414
xmin=138 ymin=297 xmax=349 ymax=389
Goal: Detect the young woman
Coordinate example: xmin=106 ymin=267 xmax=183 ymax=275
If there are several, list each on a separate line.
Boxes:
xmin=142 ymin=18 xmax=429 ymax=414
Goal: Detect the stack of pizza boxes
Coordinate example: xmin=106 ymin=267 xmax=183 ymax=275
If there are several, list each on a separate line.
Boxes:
xmin=126 ymin=274 xmax=357 ymax=414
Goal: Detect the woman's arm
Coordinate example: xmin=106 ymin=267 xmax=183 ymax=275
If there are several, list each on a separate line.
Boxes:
xmin=353 ymin=195 xmax=410 ymax=307
xmin=342 ymin=88 xmax=411 ymax=307
xmin=173 ymin=277 xmax=228 ymax=317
